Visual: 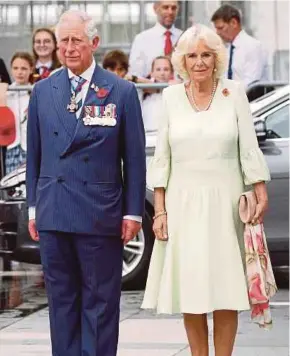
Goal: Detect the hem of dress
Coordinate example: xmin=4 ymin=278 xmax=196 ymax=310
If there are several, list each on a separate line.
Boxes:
xmin=141 ymin=304 xmax=250 ymax=315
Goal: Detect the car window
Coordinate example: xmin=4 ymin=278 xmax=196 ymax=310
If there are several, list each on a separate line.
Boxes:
xmin=266 ymin=103 xmax=289 ymax=139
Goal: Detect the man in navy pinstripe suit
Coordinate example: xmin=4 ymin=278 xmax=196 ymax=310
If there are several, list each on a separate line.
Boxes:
xmin=26 ymin=10 xmax=146 ymax=356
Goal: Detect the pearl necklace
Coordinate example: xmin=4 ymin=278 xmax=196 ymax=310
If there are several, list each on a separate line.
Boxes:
xmin=189 ymin=80 xmax=217 ymax=112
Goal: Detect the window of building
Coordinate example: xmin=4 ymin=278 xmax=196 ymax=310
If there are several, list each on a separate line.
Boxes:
xmin=107 ymin=3 xmax=139 ymax=24
xmin=0 ymin=5 xmax=19 ymax=26
xmin=27 ymin=4 xmax=61 ymax=26
xmin=86 ymin=4 xmax=103 ymax=23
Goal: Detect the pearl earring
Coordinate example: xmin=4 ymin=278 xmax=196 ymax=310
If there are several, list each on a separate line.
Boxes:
xmin=214 ymin=68 xmax=217 ymax=72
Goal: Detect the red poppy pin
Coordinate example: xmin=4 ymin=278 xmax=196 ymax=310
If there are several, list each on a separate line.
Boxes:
xmin=96 ymin=87 xmax=109 ymax=99
xmin=222 ymin=88 xmax=230 ymax=97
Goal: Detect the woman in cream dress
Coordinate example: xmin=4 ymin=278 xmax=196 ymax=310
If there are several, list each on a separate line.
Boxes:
xmin=142 ymin=25 xmax=270 ymax=356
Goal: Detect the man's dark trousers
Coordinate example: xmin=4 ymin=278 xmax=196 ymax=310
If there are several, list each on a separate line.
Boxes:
xmin=39 ymin=231 xmax=123 ymax=356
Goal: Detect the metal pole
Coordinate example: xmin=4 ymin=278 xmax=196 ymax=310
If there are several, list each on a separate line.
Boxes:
xmin=29 ymin=1 xmax=34 ymax=34
xmin=181 ymin=1 xmax=189 ymax=30
xmin=273 ymin=0 xmax=280 ymax=80
xmin=139 ymin=1 xmax=146 ymax=32
xmin=0 ymin=147 xmax=5 ymax=179
xmin=102 ymin=0 xmax=109 ymax=45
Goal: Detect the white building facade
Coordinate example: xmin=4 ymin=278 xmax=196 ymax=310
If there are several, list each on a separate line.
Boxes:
xmin=0 ymin=0 xmax=289 ymax=81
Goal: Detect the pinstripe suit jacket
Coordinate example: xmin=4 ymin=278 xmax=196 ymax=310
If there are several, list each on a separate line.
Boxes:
xmin=26 ymin=65 xmax=146 ymax=235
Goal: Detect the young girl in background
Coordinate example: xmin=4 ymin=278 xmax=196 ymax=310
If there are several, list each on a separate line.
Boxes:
xmin=32 ymin=28 xmax=60 ymax=82
xmin=5 ymin=52 xmax=34 ymax=173
xmin=142 ymin=56 xmax=174 ymax=132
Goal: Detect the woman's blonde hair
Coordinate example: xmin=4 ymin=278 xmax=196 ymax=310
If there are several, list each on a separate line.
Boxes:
xmin=171 ymin=24 xmax=227 ymax=81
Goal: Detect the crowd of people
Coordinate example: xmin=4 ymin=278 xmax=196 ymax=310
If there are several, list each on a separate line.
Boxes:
xmin=0 ymin=2 xmax=269 ymax=176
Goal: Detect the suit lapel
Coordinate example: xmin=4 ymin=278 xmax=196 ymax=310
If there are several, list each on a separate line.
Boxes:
xmin=61 ymin=65 xmax=114 ymax=156
xmin=51 ymin=68 xmax=77 ymax=138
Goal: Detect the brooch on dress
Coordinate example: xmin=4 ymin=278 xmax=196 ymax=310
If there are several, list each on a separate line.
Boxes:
xmin=222 ymin=88 xmax=230 ymax=97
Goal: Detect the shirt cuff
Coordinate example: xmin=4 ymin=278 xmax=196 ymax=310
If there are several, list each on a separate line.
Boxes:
xmin=123 ymin=215 xmax=142 ymax=223
xmin=28 ymin=210 xmax=142 ymax=223
xmin=28 ymin=207 xmax=36 ymax=220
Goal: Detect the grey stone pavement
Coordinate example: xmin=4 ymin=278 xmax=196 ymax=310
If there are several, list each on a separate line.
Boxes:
xmin=0 ymin=287 xmax=289 ymax=356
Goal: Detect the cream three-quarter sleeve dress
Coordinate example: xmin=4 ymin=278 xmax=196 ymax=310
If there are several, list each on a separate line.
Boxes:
xmin=141 ymin=79 xmax=271 ymax=314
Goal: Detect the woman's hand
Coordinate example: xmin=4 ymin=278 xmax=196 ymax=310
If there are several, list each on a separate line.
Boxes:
xmin=153 ymin=214 xmax=168 ymax=241
xmin=252 ymin=182 xmax=269 ymax=225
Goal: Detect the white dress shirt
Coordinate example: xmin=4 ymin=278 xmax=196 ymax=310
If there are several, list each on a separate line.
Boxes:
xmin=67 ymin=60 xmax=95 ymax=119
xmin=129 ymin=22 xmax=182 ymax=78
xmin=226 ymin=30 xmax=268 ymax=88
xmin=142 ymin=92 xmax=163 ymax=132
xmin=29 ymin=59 xmax=142 ymax=223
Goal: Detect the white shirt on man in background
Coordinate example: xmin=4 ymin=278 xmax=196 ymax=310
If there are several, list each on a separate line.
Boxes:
xmin=227 ymin=30 xmax=268 ymax=88
xmin=129 ymin=22 xmax=182 ymax=78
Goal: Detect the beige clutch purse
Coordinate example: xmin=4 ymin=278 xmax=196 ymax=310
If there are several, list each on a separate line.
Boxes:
xmin=239 ymin=191 xmax=257 ymax=223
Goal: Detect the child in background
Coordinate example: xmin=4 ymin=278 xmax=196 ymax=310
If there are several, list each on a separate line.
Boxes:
xmin=102 ymin=50 xmax=129 ymax=78
xmin=5 ymin=52 xmax=34 ymax=173
xmin=103 ymin=49 xmax=152 ymax=85
xmin=32 ymin=28 xmax=60 ymax=82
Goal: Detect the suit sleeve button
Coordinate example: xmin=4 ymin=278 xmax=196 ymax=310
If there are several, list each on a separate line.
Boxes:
xmin=83 ymin=156 xmax=89 ymax=163
xmin=54 ymin=131 xmax=58 ymax=136
xmin=57 ymin=177 xmax=64 ymax=183
xmin=83 ymin=181 xmax=87 ymax=186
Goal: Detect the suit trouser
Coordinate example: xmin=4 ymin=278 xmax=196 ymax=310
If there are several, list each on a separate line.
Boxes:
xmin=39 ymin=231 xmax=123 ymax=356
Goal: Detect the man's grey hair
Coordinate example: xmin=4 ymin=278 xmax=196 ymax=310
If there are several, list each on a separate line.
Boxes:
xmin=55 ymin=10 xmax=99 ymax=41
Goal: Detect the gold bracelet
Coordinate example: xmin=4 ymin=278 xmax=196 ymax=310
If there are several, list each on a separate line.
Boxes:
xmin=153 ymin=211 xmax=167 ymax=220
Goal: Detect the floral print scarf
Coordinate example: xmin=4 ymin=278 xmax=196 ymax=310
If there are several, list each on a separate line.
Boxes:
xmin=244 ymin=223 xmax=278 ymax=329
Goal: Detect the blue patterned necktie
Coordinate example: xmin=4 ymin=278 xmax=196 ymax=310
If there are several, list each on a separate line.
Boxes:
xmin=227 ymin=43 xmax=235 ymax=79
xmin=70 ymin=76 xmax=86 ymax=118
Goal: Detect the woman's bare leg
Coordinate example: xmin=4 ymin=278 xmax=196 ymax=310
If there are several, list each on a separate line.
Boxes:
xmin=183 ymin=313 xmax=209 ymax=356
xmin=213 ymin=310 xmax=238 ymax=356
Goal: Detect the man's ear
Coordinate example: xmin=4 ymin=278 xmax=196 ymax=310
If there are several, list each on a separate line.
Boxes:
xmin=230 ymin=18 xmax=239 ymax=28
xmin=92 ymin=36 xmax=100 ymax=51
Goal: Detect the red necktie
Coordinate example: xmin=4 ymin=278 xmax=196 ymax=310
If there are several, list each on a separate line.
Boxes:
xmin=40 ymin=66 xmax=50 ymax=79
xmin=164 ymin=30 xmax=173 ymax=56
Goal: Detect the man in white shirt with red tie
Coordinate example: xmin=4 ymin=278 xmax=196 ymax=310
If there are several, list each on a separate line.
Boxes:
xmin=211 ymin=4 xmax=268 ymax=89
xmin=129 ymin=0 xmax=182 ymax=79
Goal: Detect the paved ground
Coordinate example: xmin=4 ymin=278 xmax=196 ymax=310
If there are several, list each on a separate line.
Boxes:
xmin=0 ymin=287 xmax=289 ymax=356
xmin=0 ymin=262 xmax=289 ymax=355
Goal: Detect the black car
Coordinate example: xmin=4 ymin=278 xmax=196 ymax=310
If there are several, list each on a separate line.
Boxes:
xmin=0 ymin=86 xmax=289 ymax=288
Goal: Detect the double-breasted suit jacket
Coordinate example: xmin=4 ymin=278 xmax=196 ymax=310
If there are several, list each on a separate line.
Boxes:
xmin=26 ymin=64 xmax=146 ymax=235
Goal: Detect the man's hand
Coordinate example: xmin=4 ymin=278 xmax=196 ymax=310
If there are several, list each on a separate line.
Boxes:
xmin=121 ymin=219 xmax=142 ymax=245
xmin=28 ymin=219 xmax=39 ymax=241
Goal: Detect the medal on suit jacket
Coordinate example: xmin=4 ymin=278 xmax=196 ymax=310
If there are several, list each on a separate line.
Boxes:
xmin=83 ymin=104 xmax=117 ymax=127
xmin=67 ymin=92 xmax=78 ymax=113
xmin=90 ymin=83 xmax=99 ymax=92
